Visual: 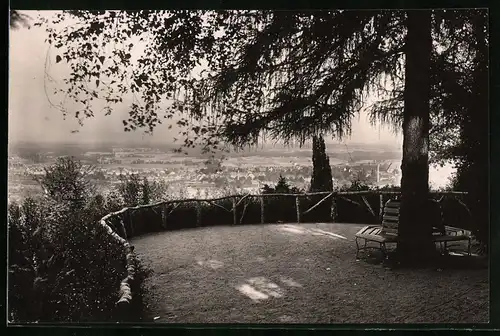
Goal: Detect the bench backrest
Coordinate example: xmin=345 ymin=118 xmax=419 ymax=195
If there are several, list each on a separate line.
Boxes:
xmin=381 ymin=199 xmax=400 ymax=236
xmin=381 ymin=198 xmax=445 ymax=236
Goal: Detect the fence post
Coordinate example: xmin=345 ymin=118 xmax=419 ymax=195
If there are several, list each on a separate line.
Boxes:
xmin=161 ymin=203 xmax=167 ymax=229
xmin=295 ymin=195 xmax=301 ymax=223
xmin=260 ymin=196 xmax=265 ymax=224
xmin=126 ymin=209 xmax=134 ymax=238
xmin=119 ymin=215 xmax=128 ymax=239
xmin=232 ymin=197 xmax=237 ymax=226
xmin=239 ymin=199 xmax=249 ymax=225
xmin=196 ymin=201 xmax=202 ymax=227
xmin=331 ymin=194 xmax=337 ymax=222
xmin=379 ymin=193 xmax=384 ymax=223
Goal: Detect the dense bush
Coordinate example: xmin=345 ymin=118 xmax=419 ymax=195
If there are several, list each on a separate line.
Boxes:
xmin=8 ymin=197 xmax=127 ymax=322
xmin=8 ymin=157 xmax=134 ymax=323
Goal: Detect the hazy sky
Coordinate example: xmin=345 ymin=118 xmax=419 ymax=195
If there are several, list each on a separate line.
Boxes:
xmin=9 ymin=10 xmax=403 ymax=149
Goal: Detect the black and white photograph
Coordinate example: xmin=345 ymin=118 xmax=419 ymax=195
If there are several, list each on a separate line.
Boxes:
xmin=8 ymin=8 xmax=489 ymax=324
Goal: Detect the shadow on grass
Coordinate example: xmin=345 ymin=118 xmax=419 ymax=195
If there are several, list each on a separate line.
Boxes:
xmin=358 ymin=249 xmax=488 ymax=271
xmin=387 ymin=252 xmax=487 ymax=271
xmin=428 ymin=254 xmax=488 ymax=270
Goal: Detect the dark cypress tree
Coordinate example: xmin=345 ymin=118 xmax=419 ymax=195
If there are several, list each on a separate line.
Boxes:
xmin=310 ymin=135 xmax=334 ymax=192
xmin=142 ymin=177 xmax=151 ymax=205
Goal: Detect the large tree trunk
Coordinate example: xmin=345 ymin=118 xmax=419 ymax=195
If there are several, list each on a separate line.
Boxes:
xmin=397 ymin=10 xmax=435 ymax=264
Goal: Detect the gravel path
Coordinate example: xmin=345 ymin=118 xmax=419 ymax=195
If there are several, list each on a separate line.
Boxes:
xmin=132 ymin=223 xmax=489 ymax=324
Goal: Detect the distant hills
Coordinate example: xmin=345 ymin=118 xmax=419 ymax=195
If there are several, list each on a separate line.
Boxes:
xmin=9 ymin=139 xmax=402 ymax=161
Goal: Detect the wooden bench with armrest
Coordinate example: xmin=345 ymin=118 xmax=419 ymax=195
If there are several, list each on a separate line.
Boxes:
xmin=354 ymin=198 xmax=471 ymax=259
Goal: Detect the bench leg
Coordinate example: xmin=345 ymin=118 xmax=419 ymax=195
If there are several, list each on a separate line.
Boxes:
xmin=381 ymin=242 xmax=387 ymax=259
xmin=356 ymin=238 xmax=391 ymax=260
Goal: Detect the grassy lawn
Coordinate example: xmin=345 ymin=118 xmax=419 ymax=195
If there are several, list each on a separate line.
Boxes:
xmin=132 ymin=223 xmax=488 ymax=324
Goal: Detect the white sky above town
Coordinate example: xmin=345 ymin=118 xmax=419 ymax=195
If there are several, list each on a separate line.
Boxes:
xmin=8 ymin=10 xmax=403 ymax=148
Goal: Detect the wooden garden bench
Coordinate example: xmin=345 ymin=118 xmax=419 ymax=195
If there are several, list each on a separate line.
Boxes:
xmin=355 ymin=198 xmax=472 ymax=259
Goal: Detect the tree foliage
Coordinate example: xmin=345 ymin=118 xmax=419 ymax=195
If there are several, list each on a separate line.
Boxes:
xmin=449 ymin=10 xmax=488 ymax=250
xmin=261 ymin=175 xmax=302 ymax=194
xmin=10 ymin=10 xmax=31 ymax=29
xmin=37 ymin=9 xmax=488 ymax=253
xmin=38 ymin=10 xmax=486 ymax=155
xmin=38 ymin=10 xmax=406 ymax=151
xmin=117 ymin=173 xmax=168 ymax=207
xmin=428 ymin=10 xmax=488 ymax=168
xmin=36 ymin=156 xmax=95 ymax=206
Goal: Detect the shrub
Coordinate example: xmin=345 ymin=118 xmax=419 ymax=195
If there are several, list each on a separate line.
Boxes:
xmin=8 ymin=157 xmax=128 ymax=323
xmin=105 ymin=189 xmax=126 ymax=213
xmin=36 ymin=156 xmax=95 ymax=207
xmin=261 ymin=175 xmax=303 ymax=195
xmin=117 ymin=174 xmax=169 ymax=207
xmin=118 ymin=174 xmax=142 ymax=207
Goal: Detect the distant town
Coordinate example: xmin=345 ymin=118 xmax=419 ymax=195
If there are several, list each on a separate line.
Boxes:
xmin=8 ymin=141 xmax=412 ymax=203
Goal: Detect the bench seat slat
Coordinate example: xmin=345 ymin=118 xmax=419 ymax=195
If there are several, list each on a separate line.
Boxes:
xmin=357 ymin=225 xmax=382 ymax=235
xmin=355 ymin=232 xmax=398 ymax=243
xmin=356 ymin=228 xmax=470 ymax=244
xmin=433 ymin=235 xmax=470 ymax=243
xmin=355 ymin=225 xmax=398 ymax=243
xmin=444 ymin=225 xmax=469 ymax=235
